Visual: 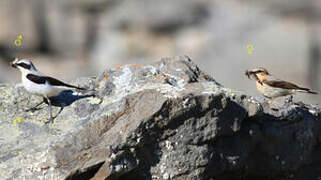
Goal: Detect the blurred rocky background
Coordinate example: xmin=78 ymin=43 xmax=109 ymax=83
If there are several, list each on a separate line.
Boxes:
xmin=0 ymin=0 xmax=320 ymax=104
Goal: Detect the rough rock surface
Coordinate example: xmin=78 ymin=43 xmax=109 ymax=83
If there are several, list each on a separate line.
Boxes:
xmin=0 ymin=56 xmax=321 ymax=180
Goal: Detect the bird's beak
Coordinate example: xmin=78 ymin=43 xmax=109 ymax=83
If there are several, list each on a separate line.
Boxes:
xmin=10 ymin=61 xmax=17 ymax=68
xmin=245 ymin=70 xmax=252 ymax=79
xmin=245 ymin=70 xmax=263 ymax=85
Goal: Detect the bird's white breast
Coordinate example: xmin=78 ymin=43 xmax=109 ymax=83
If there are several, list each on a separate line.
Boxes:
xmin=22 ymin=75 xmax=64 ymax=97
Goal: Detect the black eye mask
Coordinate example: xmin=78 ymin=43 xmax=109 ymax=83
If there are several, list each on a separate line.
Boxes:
xmin=17 ymin=63 xmax=31 ymax=70
xmin=255 ymin=70 xmax=269 ymax=75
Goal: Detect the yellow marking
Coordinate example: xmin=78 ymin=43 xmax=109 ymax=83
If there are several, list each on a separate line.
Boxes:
xmin=13 ymin=117 xmax=23 ymax=126
xmin=15 ymin=151 xmax=22 ymax=155
xmin=89 ymin=97 xmax=102 ymax=105
xmin=247 ymin=44 xmax=254 ymax=54
xmin=14 ymin=35 xmax=23 ymax=47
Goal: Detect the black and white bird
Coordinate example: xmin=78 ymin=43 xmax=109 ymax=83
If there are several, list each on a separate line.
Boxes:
xmin=11 ymin=58 xmax=87 ymax=122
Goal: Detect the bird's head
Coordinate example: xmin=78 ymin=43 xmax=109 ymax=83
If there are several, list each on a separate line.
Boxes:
xmin=11 ymin=58 xmax=37 ymax=75
xmin=245 ymin=67 xmax=270 ymax=84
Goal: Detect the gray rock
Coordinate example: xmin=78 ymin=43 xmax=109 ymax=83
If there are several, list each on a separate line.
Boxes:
xmin=0 ymin=56 xmax=321 ymax=180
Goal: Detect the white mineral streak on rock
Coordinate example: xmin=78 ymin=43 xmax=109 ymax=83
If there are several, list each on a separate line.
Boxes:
xmin=113 ymin=67 xmax=132 ymax=90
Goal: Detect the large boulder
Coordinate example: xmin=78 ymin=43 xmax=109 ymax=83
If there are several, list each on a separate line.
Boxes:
xmin=0 ymin=56 xmax=321 ymax=180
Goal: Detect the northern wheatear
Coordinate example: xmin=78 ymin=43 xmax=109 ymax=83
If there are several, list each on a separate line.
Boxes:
xmin=11 ymin=58 xmax=87 ymax=122
xmin=245 ymin=67 xmax=317 ymax=100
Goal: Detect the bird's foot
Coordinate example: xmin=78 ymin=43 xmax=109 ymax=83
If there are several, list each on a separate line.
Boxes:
xmin=24 ymin=107 xmax=41 ymax=113
xmin=25 ymin=101 xmax=45 ymax=112
xmin=45 ymin=117 xmax=54 ymax=124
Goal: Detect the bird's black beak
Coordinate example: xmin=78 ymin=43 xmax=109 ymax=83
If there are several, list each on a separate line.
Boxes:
xmin=10 ymin=62 xmax=17 ymax=68
xmin=245 ymin=70 xmax=252 ymax=79
xmin=245 ymin=70 xmax=263 ymax=85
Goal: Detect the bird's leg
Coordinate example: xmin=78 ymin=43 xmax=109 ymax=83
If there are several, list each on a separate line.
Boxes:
xmin=25 ymin=101 xmax=45 ymax=112
xmin=53 ymin=107 xmax=64 ymax=119
xmin=45 ymin=97 xmax=54 ymax=123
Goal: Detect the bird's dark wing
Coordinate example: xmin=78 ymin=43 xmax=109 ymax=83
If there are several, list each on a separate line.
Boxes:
xmin=263 ymin=79 xmax=307 ymax=90
xmin=26 ymin=74 xmax=46 ymax=84
xmin=45 ymin=76 xmax=78 ymax=88
xmin=26 ymin=74 xmax=85 ymax=90
xmin=264 ymin=79 xmax=318 ymax=94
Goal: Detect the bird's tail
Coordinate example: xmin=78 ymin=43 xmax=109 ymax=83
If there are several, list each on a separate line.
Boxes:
xmin=64 ymin=83 xmax=92 ymax=91
xmin=297 ymin=87 xmax=318 ymax=94
xmin=74 ymin=86 xmax=88 ymax=91
xmin=70 ymin=86 xmax=96 ymax=97
xmin=66 ymin=85 xmax=96 ymax=95
xmin=77 ymin=87 xmax=96 ymax=93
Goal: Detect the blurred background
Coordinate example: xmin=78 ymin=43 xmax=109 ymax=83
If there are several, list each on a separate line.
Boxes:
xmin=0 ymin=0 xmax=320 ymax=104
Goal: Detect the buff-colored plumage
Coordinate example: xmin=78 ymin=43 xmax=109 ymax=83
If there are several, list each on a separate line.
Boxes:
xmin=245 ymin=67 xmax=317 ymax=99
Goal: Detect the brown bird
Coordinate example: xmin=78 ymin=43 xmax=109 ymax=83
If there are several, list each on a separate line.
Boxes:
xmin=245 ymin=67 xmax=317 ymax=100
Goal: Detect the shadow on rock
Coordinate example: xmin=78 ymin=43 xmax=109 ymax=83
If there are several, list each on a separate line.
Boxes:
xmin=46 ymin=90 xmax=94 ymax=107
xmin=34 ymin=90 xmax=95 ymax=119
